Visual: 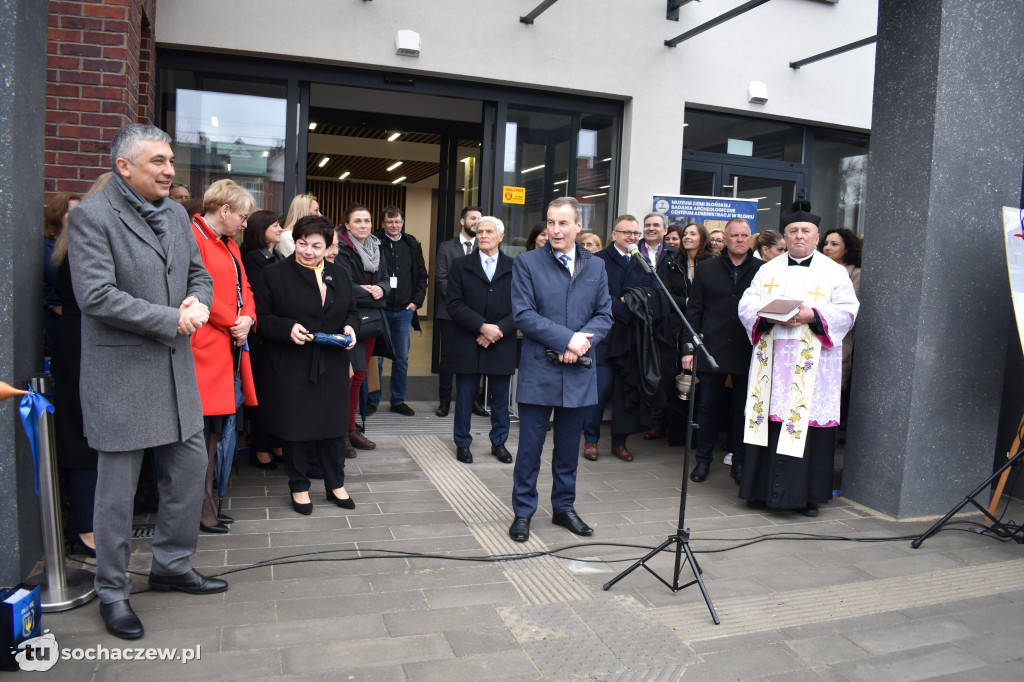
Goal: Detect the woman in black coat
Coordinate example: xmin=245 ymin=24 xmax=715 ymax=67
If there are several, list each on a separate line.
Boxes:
xmin=240 ymin=210 xmax=285 ymax=469
xmin=254 ymin=216 xmax=360 ymax=515
xmin=333 ymin=202 xmax=392 ymax=451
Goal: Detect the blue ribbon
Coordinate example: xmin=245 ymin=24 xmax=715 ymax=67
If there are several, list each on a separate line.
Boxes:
xmin=18 ymin=387 xmax=54 ymax=495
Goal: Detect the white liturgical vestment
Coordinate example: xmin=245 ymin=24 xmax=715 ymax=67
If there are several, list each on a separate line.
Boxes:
xmin=738 ymin=250 xmax=859 ymax=443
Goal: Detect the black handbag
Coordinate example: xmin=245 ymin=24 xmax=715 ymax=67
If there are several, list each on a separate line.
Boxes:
xmin=357 ymin=308 xmax=387 ymax=339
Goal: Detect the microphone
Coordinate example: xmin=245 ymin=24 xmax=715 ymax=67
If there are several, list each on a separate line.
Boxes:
xmin=627 ymin=243 xmax=653 ymax=274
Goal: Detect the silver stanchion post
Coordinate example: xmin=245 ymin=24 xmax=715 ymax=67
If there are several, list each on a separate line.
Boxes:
xmin=26 ymin=374 xmax=95 ymax=612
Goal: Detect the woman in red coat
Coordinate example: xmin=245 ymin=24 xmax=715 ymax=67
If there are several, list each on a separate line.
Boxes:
xmin=190 ymin=179 xmax=257 ymax=533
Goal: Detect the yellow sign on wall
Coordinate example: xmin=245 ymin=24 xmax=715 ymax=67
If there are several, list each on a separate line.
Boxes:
xmin=502 ymin=186 xmax=525 ymax=205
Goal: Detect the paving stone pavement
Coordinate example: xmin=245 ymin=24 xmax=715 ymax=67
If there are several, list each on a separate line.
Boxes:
xmin=34 ymin=401 xmax=1024 ymax=680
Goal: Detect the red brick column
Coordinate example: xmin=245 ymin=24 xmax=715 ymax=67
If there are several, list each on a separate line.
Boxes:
xmin=44 ymin=0 xmax=156 ymax=201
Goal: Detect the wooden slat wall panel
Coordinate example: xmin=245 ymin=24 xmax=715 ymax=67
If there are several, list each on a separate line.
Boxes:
xmin=307 ymin=179 xmax=407 ymax=227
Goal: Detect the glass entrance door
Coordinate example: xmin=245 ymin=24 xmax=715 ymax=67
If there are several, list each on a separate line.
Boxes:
xmin=681 ymin=158 xmax=806 ymax=232
xmin=723 ymin=173 xmax=796 ymax=233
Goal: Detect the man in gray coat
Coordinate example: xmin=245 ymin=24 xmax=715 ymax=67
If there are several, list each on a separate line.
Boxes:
xmin=68 ymin=124 xmax=227 ymax=640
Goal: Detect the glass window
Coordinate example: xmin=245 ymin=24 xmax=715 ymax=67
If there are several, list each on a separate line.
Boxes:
xmin=684 ymin=109 xmax=804 ymax=163
xmin=160 ymin=70 xmax=288 ymax=212
xmin=577 ymin=113 xmax=617 ymax=242
xmin=810 ymin=130 xmax=869 ymax=234
xmin=500 ymin=107 xmax=573 ymax=251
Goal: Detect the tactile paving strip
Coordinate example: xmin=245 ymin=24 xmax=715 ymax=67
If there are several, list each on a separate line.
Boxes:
xmin=402 ymin=434 xmax=592 ymax=604
xmin=498 ymin=596 xmax=697 ymax=681
xmin=655 ymin=557 xmax=1024 ymax=642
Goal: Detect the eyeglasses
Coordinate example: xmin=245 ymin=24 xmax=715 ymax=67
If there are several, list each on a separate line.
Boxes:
xmin=614 ymin=230 xmax=641 ymax=238
xmin=710 ymin=237 xmax=725 ymax=244
xmin=233 ymin=209 xmax=250 ymax=222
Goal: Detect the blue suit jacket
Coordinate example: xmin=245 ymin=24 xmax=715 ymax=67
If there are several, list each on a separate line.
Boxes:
xmin=512 ymin=244 xmax=613 ymax=408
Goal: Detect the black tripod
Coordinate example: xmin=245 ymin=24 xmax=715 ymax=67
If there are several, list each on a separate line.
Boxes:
xmin=602 ymin=248 xmax=720 ymax=625
xmin=911 ymin=447 xmax=1024 ymax=548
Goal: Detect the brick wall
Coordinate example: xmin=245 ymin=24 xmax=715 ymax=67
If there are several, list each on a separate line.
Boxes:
xmin=44 ymin=0 xmax=156 ymax=201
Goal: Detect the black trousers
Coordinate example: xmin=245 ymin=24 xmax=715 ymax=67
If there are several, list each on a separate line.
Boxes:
xmin=284 ymin=438 xmax=347 ymax=493
xmin=694 ymin=372 xmax=747 ymax=466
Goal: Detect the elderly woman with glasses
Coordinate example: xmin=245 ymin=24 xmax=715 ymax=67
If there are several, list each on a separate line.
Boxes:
xmin=254 ymin=215 xmax=359 ymax=515
xmin=707 ymin=228 xmax=726 ymax=255
xmin=190 ymin=179 xmax=258 ymax=533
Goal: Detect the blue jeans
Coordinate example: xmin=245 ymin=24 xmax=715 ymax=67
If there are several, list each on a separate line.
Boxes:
xmin=454 ymin=373 xmax=510 ymax=448
xmin=367 ymin=308 xmax=414 ymax=407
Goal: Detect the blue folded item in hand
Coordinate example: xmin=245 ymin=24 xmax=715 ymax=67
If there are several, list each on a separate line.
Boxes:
xmin=303 ymin=332 xmax=354 ymax=347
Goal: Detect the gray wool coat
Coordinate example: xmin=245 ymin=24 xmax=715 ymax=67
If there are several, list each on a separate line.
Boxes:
xmin=68 ymin=182 xmax=213 ymax=453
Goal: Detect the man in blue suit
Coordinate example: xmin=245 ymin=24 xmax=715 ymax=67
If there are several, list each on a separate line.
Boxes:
xmin=509 ymin=197 xmax=613 ymax=542
xmin=581 ymin=215 xmax=653 ymax=463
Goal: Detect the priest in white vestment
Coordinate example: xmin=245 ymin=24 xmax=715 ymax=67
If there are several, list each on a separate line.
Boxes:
xmin=737 ymin=201 xmax=859 ymax=516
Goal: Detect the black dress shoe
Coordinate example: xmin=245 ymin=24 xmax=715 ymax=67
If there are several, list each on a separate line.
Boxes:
xmin=491 ymin=444 xmax=513 ymax=463
xmin=435 ymin=401 xmax=450 ymax=417
xmin=199 ymin=522 xmax=230 ymax=534
xmin=70 ymin=534 xmax=97 ymax=558
xmin=217 ymin=513 xmax=234 ymax=524
xmin=148 ymin=568 xmax=228 ymax=595
xmin=746 ymin=500 xmax=767 ymax=509
xmin=509 ymin=516 xmax=531 ymax=542
xmin=250 ymin=454 xmax=277 ymax=470
xmin=291 ymin=493 xmax=313 ymax=516
xmin=365 ymin=403 xmax=378 ymax=416
xmin=797 ymin=505 xmax=819 ymax=517
xmin=552 ymin=509 xmax=593 ymax=536
xmin=390 ymin=402 xmax=415 ymax=416
xmin=690 ymin=461 xmax=710 ymax=483
xmin=730 ymin=464 xmax=744 ymax=485
xmin=326 ymin=489 xmax=356 ymax=510
xmin=456 ymin=446 xmax=473 ymax=463
xmin=100 ymin=600 xmax=144 ymax=640
xmin=472 ymin=401 xmax=489 ymax=417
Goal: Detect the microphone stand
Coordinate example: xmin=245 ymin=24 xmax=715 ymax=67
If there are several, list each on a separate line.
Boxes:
xmin=602 ymin=247 xmax=720 ymax=625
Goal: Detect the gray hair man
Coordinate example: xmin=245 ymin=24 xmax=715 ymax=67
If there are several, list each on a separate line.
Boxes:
xmin=68 ymin=123 xmax=227 ymax=640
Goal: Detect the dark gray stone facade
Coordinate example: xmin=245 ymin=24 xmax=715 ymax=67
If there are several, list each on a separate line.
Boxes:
xmin=844 ymin=0 xmax=1024 ymax=517
xmin=0 ymin=0 xmax=48 ymax=585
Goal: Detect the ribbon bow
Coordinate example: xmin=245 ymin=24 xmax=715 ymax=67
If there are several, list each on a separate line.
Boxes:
xmin=18 ymin=387 xmax=54 ymax=495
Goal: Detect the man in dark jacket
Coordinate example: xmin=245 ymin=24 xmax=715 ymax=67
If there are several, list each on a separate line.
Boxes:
xmin=683 ymin=218 xmax=763 ymax=484
xmin=434 ymin=205 xmax=482 ymax=416
xmin=581 ymin=215 xmax=652 ymax=463
xmin=446 ymin=217 xmax=516 ymax=465
xmin=509 ymin=197 xmax=613 ymax=543
xmin=367 ymin=206 xmax=427 ymax=416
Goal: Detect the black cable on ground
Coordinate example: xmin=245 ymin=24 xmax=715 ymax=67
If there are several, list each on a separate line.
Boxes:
xmin=55 ymin=519 xmax=1020 ymax=609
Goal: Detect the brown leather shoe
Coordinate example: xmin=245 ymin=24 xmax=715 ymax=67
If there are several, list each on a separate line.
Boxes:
xmin=583 ymin=442 xmax=599 ymax=461
xmin=643 ymin=424 xmax=664 ymax=440
xmin=347 ymin=430 xmax=376 ymax=450
xmin=612 ymin=445 xmax=633 ymax=462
